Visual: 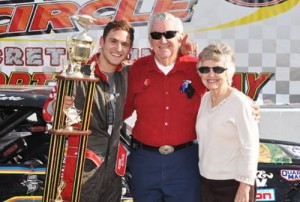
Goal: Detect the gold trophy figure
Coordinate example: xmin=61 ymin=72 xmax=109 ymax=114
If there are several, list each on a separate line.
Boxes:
xmin=43 ymin=15 xmax=99 ymax=202
xmin=68 ymin=15 xmax=95 ymax=77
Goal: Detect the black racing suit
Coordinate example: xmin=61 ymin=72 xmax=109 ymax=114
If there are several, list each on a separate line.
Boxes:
xmin=73 ymin=58 xmax=128 ymax=202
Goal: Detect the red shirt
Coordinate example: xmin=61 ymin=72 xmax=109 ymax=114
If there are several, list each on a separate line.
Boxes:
xmin=124 ymin=54 xmax=206 ymax=146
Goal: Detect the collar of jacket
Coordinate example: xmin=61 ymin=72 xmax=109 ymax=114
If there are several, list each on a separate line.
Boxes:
xmin=87 ymin=52 xmax=124 ymax=82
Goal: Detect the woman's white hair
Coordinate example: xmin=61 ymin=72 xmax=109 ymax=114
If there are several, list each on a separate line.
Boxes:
xmin=197 ymin=41 xmax=236 ymax=85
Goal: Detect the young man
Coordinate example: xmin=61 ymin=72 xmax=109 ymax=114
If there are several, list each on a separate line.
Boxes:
xmin=43 ymin=20 xmax=134 ymax=202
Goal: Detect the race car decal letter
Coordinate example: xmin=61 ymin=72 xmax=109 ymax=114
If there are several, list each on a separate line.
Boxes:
xmin=281 ymin=169 xmax=300 ymax=181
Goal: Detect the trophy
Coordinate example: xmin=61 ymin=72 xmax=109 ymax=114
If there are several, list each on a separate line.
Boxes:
xmin=43 ymin=15 xmax=98 ymax=202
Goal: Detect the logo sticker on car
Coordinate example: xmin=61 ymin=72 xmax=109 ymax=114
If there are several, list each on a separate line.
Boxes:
xmin=256 ymin=170 xmax=274 ymax=187
xmin=256 ymin=189 xmax=276 ymax=201
xmin=281 ymin=169 xmax=300 ymax=181
xmin=21 ymin=174 xmax=43 ymax=194
xmin=0 ymin=94 xmax=24 ymax=101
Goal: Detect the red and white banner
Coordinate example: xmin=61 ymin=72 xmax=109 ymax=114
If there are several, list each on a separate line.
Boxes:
xmin=0 ymin=0 xmax=299 ymax=104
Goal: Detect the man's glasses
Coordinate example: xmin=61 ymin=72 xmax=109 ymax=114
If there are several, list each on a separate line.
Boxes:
xmin=198 ymin=66 xmax=227 ymax=74
xmin=150 ymin=31 xmax=178 ymax=40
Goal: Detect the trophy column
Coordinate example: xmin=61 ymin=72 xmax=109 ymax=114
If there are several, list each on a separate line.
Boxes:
xmin=43 ymin=15 xmax=97 ymax=202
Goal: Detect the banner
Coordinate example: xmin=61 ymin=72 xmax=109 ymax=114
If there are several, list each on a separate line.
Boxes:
xmin=0 ymin=0 xmax=299 ymax=104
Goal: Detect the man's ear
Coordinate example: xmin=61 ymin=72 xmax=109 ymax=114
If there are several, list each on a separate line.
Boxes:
xmin=99 ymin=36 xmax=104 ymax=47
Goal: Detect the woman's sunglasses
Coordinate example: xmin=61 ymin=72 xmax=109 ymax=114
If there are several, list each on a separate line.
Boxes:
xmin=150 ymin=31 xmax=178 ymax=40
xmin=198 ymin=66 xmax=227 ymax=74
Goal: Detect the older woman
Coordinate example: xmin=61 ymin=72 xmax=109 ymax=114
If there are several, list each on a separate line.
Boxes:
xmin=196 ymin=42 xmax=259 ymax=202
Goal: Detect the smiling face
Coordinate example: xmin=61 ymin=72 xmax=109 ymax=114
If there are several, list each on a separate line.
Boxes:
xmin=197 ymin=42 xmax=236 ymax=92
xmin=149 ymin=20 xmax=182 ymax=66
xmin=198 ymin=59 xmax=229 ymax=91
xmin=99 ymin=29 xmax=132 ymax=72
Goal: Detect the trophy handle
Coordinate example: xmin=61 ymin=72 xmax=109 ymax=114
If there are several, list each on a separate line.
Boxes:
xmin=65 ymin=37 xmax=75 ymax=75
xmin=53 ymin=181 xmax=65 ymax=202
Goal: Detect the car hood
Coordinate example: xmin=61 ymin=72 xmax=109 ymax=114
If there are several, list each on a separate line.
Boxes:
xmin=260 ymin=139 xmax=300 ymax=164
xmin=0 ymin=85 xmax=52 ymax=108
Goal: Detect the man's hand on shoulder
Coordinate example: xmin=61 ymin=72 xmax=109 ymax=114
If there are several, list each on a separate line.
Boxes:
xmin=180 ymin=34 xmax=198 ymax=56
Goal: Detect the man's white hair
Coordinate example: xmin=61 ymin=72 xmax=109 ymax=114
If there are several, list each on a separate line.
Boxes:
xmin=147 ymin=12 xmax=184 ymax=35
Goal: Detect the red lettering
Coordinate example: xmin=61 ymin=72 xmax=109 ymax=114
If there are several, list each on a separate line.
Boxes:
xmin=31 ymin=3 xmax=78 ymax=31
xmin=0 ymin=6 xmax=14 ymax=34
xmin=0 ymin=72 xmax=57 ymax=85
xmin=154 ymin=0 xmax=190 ymax=18
xmin=10 ymin=5 xmax=34 ymax=33
xmin=256 ymin=192 xmax=272 ymax=200
xmin=115 ymin=0 xmax=149 ymax=22
xmin=232 ymin=72 xmax=244 ymax=92
xmin=245 ymin=72 xmax=274 ymax=100
xmin=233 ymin=72 xmax=274 ymax=100
xmin=8 ymin=72 xmax=31 ymax=85
xmin=0 ymin=72 xmax=7 ymax=85
xmin=32 ymin=72 xmax=56 ymax=85
xmin=0 ymin=0 xmax=197 ymax=36
xmin=78 ymin=0 xmax=118 ymax=25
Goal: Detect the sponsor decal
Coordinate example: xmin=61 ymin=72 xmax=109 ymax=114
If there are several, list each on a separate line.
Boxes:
xmin=280 ymin=144 xmax=300 ymax=157
xmin=256 ymin=170 xmax=274 ymax=187
xmin=256 ymin=189 xmax=276 ymax=201
xmin=0 ymin=93 xmax=24 ymax=101
xmin=115 ymin=143 xmax=128 ymax=176
xmin=281 ymin=169 xmax=300 ymax=181
xmin=21 ymin=174 xmax=43 ymax=194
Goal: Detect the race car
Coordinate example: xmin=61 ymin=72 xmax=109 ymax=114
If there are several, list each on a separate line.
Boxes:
xmin=256 ymin=139 xmax=300 ymax=201
xmin=0 ymin=85 xmax=300 ymax=202
xmin=0 ymin=85 xmax=132 ymax=202
xmin=0 ymin=85 xmax=51 ymax=201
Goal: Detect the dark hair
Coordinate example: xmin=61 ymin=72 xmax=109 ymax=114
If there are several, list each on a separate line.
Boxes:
xmin=103 ymin=20 xmax=135 ymax=47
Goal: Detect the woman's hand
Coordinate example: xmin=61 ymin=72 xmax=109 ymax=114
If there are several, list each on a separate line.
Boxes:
xmin=234 ymin=182 xmax=251 ymax=202
xmin=252 ymin=102 xmax=261 ymax=122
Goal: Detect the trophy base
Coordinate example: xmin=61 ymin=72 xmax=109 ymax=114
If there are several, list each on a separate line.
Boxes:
xmin=50 ymin=129 xmax=92 ymax=136
xmin=56 ymin=74 xmax=99 ymax=82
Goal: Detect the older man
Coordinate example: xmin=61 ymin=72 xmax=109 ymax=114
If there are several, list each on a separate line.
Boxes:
xmin=124 ymin=12 xmax=206 ymax=202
